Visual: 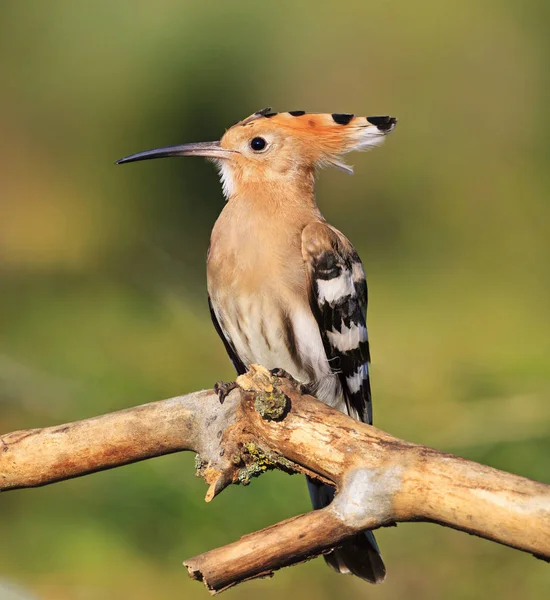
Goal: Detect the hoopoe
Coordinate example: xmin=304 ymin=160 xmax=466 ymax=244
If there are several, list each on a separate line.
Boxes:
xmin=117 ymin=108 xmax=397 ymax=583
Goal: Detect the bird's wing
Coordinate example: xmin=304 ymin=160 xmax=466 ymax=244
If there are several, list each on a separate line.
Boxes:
xmin=302 ymin=222 xmax=372 ymax=424
xmin=208 ymin=296 xmax=247 ymax=376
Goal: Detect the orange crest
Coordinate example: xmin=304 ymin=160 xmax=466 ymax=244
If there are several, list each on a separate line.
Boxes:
xmin=221 ymin=108 xmax=397 ymax=174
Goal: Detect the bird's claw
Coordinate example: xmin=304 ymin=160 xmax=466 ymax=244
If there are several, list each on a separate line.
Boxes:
xmin=269 ymin=368 xmax=308 ymax=393
xmin=214 ymin=380 xmax=238 ymax=404
xmin=269 ymin=368 xmax=293 ymax=380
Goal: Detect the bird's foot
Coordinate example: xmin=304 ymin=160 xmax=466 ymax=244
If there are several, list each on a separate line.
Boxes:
xmin=269 ymin=368 xmax=294 ymax=380
xmin=269 ymin=368 xmax=308 ymax=394
xmin=214 ymin=380 xmax=238 ymax=404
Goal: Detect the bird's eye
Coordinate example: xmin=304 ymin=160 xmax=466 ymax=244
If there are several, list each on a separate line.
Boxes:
xmin=250 ymin=137 xmax=267 ymax=152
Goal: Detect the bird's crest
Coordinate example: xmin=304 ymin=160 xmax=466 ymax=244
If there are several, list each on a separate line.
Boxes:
xmin=232 ymin=108 xmax=397 ymax=173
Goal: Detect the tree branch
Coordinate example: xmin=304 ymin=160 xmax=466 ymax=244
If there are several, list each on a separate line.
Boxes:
xmin=1 ymin=365 xmax=549 ymax=594
xmin=0 ymin=389 xmax=239 ymax=494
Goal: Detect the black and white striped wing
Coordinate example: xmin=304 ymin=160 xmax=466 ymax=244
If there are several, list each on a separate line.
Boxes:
xmin=302 ymin=223 xmax=372 ymax=424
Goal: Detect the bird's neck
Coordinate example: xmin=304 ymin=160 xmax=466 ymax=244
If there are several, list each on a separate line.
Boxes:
xmin=208 ymin=167 xmax=324 ymax=287
xmin=219 ymin=162 xmax=318 ymax=213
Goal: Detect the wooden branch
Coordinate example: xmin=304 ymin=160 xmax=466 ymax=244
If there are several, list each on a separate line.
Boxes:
xmin=0 ymin=390 xmax=242 ymax=496
xmin=185 ymin=508 xmax=357 ymax=592
xmin=1 ymin=365 xmax=549 ymax=595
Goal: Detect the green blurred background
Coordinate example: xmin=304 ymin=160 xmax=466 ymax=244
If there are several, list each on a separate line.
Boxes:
xmin=1 ymin=1 xmax=549 ymax=599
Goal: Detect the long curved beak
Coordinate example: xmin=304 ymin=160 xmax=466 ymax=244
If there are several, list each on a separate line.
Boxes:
xmin=116 ymin=141 xmax=234 ymax=164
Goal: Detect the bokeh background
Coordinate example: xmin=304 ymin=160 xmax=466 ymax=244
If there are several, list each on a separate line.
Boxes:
xmin=1 ymin=1 xmax=549 ymax=599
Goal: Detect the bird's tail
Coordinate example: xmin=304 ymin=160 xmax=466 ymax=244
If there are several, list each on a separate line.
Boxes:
xmin=307 ymin=477 xmax=386 ymax=584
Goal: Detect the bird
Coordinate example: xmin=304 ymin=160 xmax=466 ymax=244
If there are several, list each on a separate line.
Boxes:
xmin=117 ymin=107 xmax=397 ymax=584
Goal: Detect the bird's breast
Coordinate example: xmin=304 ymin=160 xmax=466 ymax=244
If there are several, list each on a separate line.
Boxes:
xmin=206 ymin=198 xmax=343 ymax=407
xmin=207 ymin=200 xmax=307 ymax=296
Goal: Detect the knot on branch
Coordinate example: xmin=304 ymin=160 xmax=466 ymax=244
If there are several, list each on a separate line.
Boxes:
xmin=236 ymin=364 xmax=291 ymax=421
xmin=192 ymin=366 xmax=304 ymax=503
xmin=254 ymin=390 xmax=289 ymax=421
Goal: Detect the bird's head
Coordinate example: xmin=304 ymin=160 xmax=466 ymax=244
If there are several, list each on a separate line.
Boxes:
xmin=117 ymin=108 xmax=397 ymax=199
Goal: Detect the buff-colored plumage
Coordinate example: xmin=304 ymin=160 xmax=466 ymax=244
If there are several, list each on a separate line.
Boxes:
xmin=117 ymin=107 xmax=397 ymax=584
